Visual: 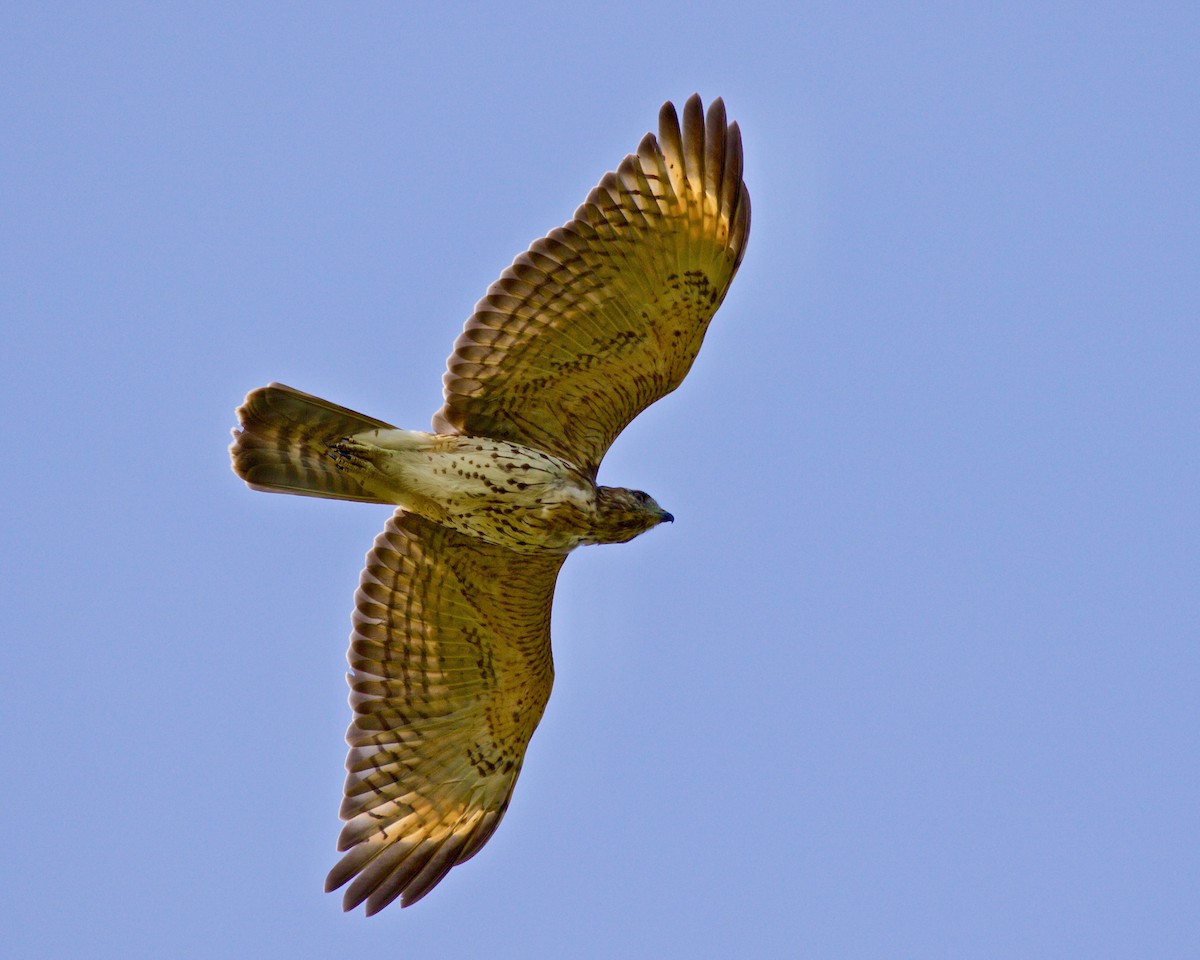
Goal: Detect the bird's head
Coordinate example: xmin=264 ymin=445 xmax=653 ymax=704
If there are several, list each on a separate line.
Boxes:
xmin=589 ymin=486 xmax=674 ymax=545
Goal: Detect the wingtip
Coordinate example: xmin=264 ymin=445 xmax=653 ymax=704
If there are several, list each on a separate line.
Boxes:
xmin=657 ymin=99 xmax=682 ymax=165
xmin=705 ymin=96 xmax=726 ymax=132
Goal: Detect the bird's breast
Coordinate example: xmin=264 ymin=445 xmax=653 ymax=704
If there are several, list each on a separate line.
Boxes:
xmin=370 ymin=433 xmax=597 ymax=552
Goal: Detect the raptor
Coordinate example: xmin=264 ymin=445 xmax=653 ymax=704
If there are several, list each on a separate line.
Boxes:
xmin=230 ymin=94 xmax=750 ymax=913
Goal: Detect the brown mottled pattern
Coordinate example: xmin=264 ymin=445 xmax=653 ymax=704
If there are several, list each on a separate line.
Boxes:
xmin=228 ymin=95 xmax=750 ymax=914
xmin=231 ymin=384 xmax=397 ymax=504
xmin=326 ymin=510 xmax=564 ymax=913
xmin=433 ymin=94 xmax=751 ymax=477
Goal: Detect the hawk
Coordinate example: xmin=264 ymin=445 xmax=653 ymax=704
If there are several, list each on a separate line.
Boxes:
xmin=230 ymin=95 xmax=750 ymax=913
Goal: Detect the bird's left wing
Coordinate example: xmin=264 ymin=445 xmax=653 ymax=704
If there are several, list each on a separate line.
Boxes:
xmin=325 ymin=509 xmax=565 ymax=913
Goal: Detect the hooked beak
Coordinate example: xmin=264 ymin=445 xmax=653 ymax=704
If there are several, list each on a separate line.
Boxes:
xmin=659 ymin=510 xmax=674 ymax=524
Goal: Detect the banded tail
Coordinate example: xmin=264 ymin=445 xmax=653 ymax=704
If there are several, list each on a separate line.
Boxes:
xmin=230 ymin=383 xmax=398 ymax=503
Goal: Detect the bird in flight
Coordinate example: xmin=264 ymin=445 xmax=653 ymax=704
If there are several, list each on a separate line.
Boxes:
xmin=230 ymin=94 xmax=750 ymax=914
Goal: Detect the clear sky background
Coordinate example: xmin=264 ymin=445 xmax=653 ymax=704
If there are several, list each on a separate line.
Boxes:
xmin=3 ymin=3 xmax=1197 ymax=957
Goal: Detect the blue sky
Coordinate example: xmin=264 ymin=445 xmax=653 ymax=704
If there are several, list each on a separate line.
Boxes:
xmin=3 ymin=3 xmax=1197 ymax=957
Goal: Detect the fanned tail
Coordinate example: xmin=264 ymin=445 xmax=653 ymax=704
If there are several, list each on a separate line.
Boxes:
xmin=230 ymin=383 xmax=397 ymax=503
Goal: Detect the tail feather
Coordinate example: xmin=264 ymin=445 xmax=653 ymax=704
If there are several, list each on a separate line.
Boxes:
xmin=230 ymin=383 xmax=397 ymax=503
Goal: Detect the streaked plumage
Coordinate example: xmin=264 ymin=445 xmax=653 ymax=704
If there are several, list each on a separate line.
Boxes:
xmin=230 ymin=94 xmax=749 ymax=913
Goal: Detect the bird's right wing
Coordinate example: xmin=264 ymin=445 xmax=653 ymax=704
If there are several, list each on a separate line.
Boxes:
xmin=325 ymin=509 xmax=565 ymax=913
xmin=433 ymin=94 xmax=750 ymax=477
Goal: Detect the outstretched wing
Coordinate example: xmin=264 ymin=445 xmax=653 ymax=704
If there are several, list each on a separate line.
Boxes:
xmin=325 ymin=510 xmax=565 ymax=913
xmin=432 ymin=94 xmax=750 ymax=477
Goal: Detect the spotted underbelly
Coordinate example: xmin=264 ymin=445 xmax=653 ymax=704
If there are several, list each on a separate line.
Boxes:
xmin=370 ymin=433 xmax=596 ymax=551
